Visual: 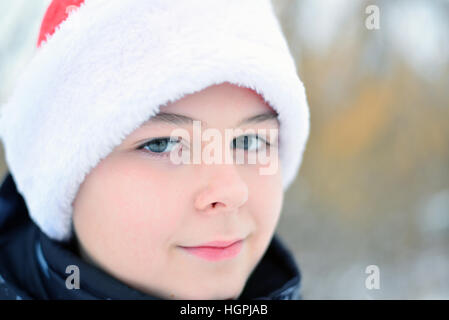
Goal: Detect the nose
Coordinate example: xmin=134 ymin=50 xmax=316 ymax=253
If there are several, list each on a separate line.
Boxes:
xmin=194 ymin=163 xmax=249 ymax=214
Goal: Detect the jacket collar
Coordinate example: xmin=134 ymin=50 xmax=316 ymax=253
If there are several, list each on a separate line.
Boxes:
xmin=0 ymin=172 xmax=301 ymax=300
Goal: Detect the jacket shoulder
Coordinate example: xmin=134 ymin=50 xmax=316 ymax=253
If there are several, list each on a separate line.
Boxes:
xmin=0 ymin=274 xmax=33 ymax=300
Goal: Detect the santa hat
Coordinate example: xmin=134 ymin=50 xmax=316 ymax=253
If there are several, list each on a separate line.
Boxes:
xmin=0 ymin=0 xmax=310 ymax=241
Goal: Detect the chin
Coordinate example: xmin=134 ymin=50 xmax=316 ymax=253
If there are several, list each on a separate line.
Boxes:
xmin=177 ymin=283 xmax=243 ymax=300
xmin=207 ymin=284 xmax=245 ymax=300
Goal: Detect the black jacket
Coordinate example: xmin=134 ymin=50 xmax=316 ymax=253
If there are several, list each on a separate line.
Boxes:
xmin=0 ymin=172 xmax=301 ymax=300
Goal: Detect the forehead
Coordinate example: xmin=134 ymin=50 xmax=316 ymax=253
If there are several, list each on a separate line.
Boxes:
xmin=149 ymin=82 xmax=278 ymax=128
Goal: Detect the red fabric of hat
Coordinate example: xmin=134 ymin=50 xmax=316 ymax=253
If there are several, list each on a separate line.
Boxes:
xmin=37 ymin=0 xmax=85 ymax=47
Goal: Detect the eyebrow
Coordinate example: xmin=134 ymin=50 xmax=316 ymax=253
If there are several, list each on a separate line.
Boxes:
xmin=145 ymin=110 xmax=279 ymax=127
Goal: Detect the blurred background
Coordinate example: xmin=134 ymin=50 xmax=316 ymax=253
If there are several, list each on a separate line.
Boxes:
xmin=1 ymin=0 xmax=448 ymax=299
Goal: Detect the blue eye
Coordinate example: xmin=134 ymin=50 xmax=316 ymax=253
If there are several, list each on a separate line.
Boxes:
xmin=137 ymin=134 xmax=272 ymax=160
xmin=137 ymin=137 xmax=181 ymax=158
xmin=232 ymin=135 xmax=270 ymax=151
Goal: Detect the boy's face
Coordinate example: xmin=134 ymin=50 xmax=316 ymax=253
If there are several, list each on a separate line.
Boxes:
xmin=72 ymin=82 xmax=284 ymax=299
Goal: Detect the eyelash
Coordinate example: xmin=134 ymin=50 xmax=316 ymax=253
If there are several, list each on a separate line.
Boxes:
xmin=137 ymin=137 xmax=182 ymax=159
xmin=137 ymin=135 xmax=272 ymax=159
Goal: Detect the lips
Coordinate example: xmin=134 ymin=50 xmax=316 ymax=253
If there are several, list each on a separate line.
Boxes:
xmin=193 ymin=239 xmax=242 ymax=248
xmin=179 ymin=239 xmax=244 ymax=261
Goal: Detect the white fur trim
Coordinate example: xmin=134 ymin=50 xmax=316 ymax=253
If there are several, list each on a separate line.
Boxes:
xmin=0 ymin=0 xmax=310 ymax=241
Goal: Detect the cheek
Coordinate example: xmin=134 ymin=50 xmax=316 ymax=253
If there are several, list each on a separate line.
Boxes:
xmin=72 ymin=156 xmax=184 ymax=263
xmin=248 ymin=172 xmax=284 ymax=234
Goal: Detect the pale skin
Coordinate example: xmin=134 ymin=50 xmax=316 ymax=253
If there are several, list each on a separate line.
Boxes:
xmin=72 ymin=81 xmax=284 ymax=300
